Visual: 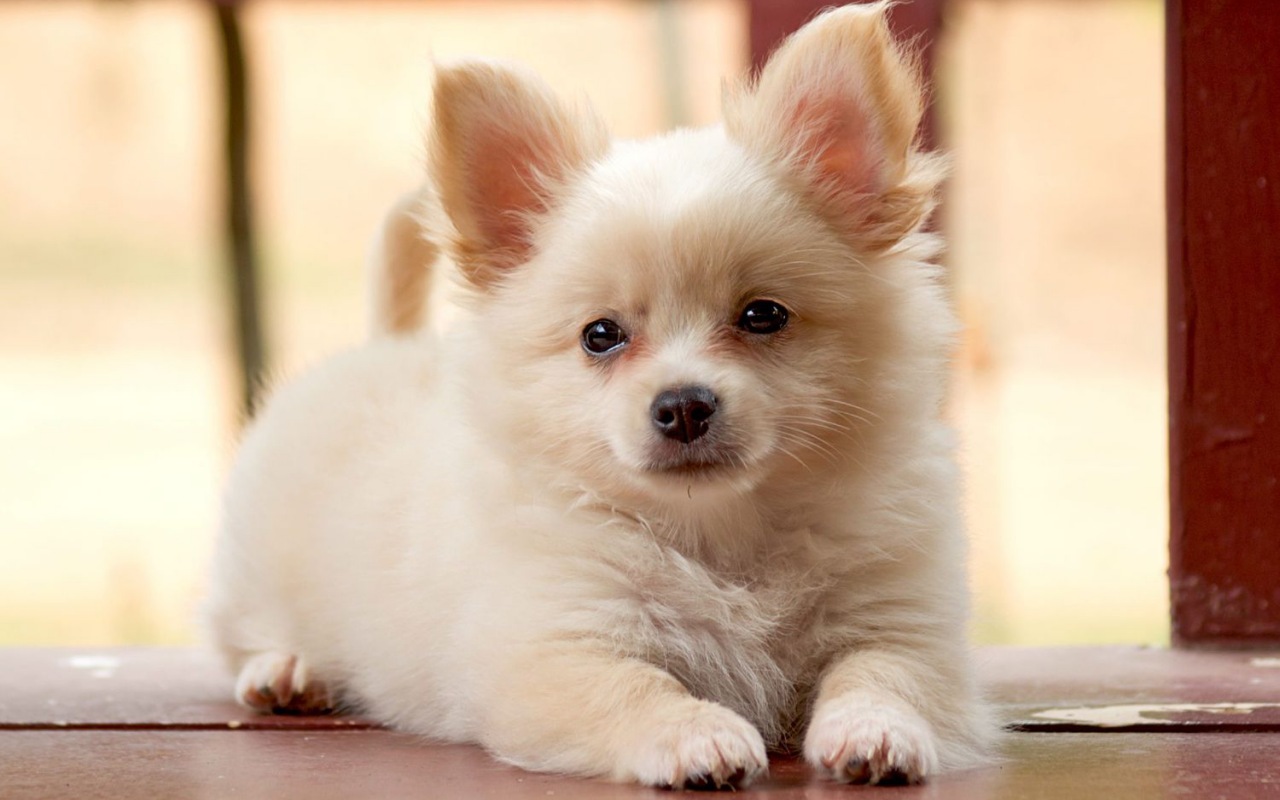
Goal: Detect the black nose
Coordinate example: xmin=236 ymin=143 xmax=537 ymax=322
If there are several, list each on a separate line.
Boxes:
xmin=651 ymin=386 xmax=718 ymax=443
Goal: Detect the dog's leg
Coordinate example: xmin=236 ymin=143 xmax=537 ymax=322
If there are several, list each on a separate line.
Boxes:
xmin=802 ymin=646 xmax=985 ymax=785
xmin=234 ymin=651 xmax=334 ymax=714
xmin=476 ymin=645 xmax=767 ymax=789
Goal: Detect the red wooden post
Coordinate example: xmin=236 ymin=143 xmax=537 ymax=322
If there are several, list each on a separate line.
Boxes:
xmin=1168 ymin=0 xmax=1280 ymax=647
xmin=747 ymin=0 xmax=945 ymax=148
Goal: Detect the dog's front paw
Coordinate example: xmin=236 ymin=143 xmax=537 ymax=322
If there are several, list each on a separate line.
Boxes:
xmin=235 ymin=651 xmax=334 ymax=714
xmin=623 ymin=701 xmax=768 ymax=790
xmin=804 ymin=695 xmax=938 ymax=786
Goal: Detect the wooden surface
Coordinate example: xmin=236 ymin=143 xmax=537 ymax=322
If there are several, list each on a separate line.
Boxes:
xmin=4 ymin=730 xmax=1280 ymax=800
xmin=5 ymin=646 xmax=1280 ymax=731
xmin=3 ymin=646 xmax=1280 ymax=797
xmin=0 ymin=648 xmax=374 ymax=730
xmin=1166 ymin=1 xmax=1280 ymax=646
xmin=982 ymin=645 xmax=1280 ymax=732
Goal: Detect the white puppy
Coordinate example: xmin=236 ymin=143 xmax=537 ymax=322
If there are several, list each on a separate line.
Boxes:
xmin=206 ymin=3 xmax=993 ymax=789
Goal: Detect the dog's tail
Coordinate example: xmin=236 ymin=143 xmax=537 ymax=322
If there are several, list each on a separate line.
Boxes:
xmin=366 ymin=186 xmax=442 ymax=337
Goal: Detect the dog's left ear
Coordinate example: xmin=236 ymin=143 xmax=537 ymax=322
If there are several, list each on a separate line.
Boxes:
xmin=724 ymin=3 xmax=943 ymax=250
xmin=430 ymin=60 xmax=608 ymax=289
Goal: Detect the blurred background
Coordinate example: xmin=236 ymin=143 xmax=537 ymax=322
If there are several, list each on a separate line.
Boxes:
xmin=0 ymin=0 xmax=1165 ymax=646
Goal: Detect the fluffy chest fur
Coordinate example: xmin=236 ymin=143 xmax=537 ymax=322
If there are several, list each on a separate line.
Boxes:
xmin=546 ymin=515 xmax=840 ymax=747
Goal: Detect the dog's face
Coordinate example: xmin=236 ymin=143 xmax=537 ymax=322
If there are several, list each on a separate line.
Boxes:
xmin=431 ymin=5 xmax=945 ymax=505
xmin=488 ymin=137 xmax=877 ymax=501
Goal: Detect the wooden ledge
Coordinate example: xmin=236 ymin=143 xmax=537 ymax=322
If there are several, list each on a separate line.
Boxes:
xmin=3 ymin=646 xmax=1279 ymax=798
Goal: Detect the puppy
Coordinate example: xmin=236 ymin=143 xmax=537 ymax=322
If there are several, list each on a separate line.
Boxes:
xmin=205 ymin=3 xmax=993 ymax=789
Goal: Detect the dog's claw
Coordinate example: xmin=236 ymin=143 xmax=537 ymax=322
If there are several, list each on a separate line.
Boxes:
xmin=842 ymin=755 xmax=917 ymax=786
xmin=235 ymin=652 xmax=334 ymax=715
xmin=679 ymin=767 xmax=747 ymax=791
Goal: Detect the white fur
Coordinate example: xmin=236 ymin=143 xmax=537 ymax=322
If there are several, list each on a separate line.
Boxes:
xmin=205 ymin=4 xmax=994 ymax=788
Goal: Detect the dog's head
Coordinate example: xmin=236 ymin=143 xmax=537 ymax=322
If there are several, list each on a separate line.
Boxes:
xmin=432 ymin=3 xmax=950 ymax=507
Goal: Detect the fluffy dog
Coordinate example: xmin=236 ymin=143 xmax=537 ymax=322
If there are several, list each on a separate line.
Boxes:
xmin=205 ymin=3 xmax=993 ymax=788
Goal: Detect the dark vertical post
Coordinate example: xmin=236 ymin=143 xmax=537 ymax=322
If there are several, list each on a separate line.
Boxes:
xmin=1168 ymin=0 xmax=1280 ymax=647
xmin=214 ymin=1 xmax=266 ymax=420
xmin=747 ymin=0 xmax=945 ymax=148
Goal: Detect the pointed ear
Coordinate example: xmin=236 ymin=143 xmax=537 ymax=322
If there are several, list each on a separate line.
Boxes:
xmin=723 ymin=3 xmax=943 ymax=250
xmin=430 ymin=60 xmax=608 ymax=288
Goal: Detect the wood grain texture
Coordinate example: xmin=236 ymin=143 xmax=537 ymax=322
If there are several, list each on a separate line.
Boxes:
xmin=0 ymin=648 xmax=375 ymax=731
xmin=1167 ymin=0 xmax=1280 ymax=646
xmin=6 ymin=646 xmax=1280 ymax=730
xmin=5 ymin=648 xmax=1280 ymax=796
xmin=5 ymin=730 xmax=1280 ymax=800
xmin=982 ymin=645 xmax=1280 ymax=731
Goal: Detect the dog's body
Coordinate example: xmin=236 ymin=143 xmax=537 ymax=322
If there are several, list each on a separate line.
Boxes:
xmin=206 ymin=4 xmax=993 ymax=788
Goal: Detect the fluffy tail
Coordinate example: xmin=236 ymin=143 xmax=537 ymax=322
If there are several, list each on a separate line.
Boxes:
xmin=366 ymin=187 xmax=441 ymax=337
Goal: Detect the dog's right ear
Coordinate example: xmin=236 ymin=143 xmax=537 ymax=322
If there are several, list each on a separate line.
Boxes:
xmin=430 ymin=61 xmax=608 ymax=290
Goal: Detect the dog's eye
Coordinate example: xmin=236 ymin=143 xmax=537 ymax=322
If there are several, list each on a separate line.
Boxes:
xmin=582 ymin=319 xmax=628 ymax=355
xmin=737 ymin=300 xmax=789 ymax=335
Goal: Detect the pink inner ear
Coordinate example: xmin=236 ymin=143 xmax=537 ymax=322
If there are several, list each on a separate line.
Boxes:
xmin=788 ymin=93 xmax=881 ymax=198
xmin=465 ymin=132 xmax=547 ymax=260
